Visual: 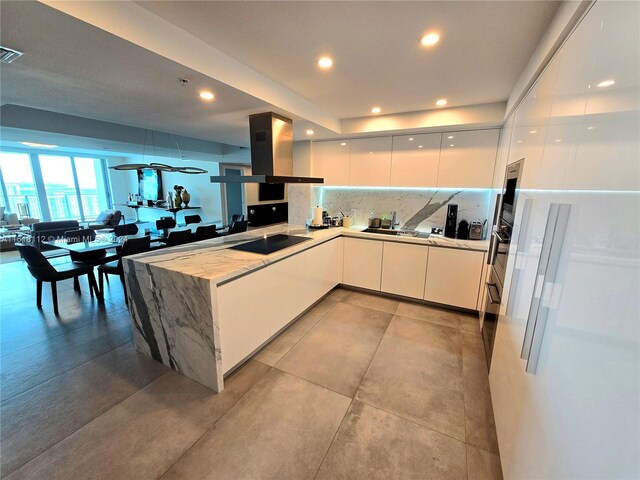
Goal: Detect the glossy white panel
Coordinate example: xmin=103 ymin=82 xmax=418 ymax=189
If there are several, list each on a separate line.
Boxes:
xmin=349 ymin=136 xmax=392 ymax=186
xmin=490 ymin=2 xmax=640 ymax=478
xmin=342 ymin=237 xmax=383 ymax=290
xmin=381 ymin=242 xmax=428 ymax=299
xmin=390 ymin=133 xmax=441 ymax=187
xmin=311 ymin=139 xmax=351 ymax=186
xmin=424 ymin=247 xmax=484 ymax=310
xmin=437 ymin=129 xmax=500 ymax=188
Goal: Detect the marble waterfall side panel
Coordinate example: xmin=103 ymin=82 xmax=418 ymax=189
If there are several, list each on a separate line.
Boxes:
xmin=123 ymin=259 xmax=223 ymax=392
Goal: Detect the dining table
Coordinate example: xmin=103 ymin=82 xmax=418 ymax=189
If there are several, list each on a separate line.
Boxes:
xmin=42 ymin=231 xmax=165 ymax=254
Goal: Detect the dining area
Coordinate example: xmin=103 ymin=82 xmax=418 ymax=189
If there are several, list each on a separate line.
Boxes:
xmin=14 ymin=214 xmax=249 ymax=315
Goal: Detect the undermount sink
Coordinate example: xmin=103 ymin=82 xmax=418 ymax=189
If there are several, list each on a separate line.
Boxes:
xmin=362 ymin=228 xmax=427 ymax=238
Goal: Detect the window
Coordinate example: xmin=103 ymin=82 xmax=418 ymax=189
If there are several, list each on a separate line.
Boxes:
xmin=40 ymin=155 xmax=81 ymax=220
xmin=0 ymin=150 xmax=112 ymax=222
xmin=0 ymin=152 xmax=42 ymax=219
xmin=75 ymin=157 xmax=110 ymax=219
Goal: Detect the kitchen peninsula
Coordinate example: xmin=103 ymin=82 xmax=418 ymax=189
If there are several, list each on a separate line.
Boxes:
xmin=123 ymin=224 xmax=488 ymax=391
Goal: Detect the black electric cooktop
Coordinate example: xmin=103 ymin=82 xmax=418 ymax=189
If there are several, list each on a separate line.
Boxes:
xmin=229 ymin=234 xmax=311 ymax=255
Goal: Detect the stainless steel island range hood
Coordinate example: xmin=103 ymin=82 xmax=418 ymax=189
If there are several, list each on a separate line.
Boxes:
xmin=210 ymin=112 xmax=323 ymax=184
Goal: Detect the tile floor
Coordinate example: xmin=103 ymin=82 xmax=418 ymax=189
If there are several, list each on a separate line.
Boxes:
xmin=1 ymin=255 xmax=502 ymax=479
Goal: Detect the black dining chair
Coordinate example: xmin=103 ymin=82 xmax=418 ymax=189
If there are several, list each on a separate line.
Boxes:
xmin=97 ymin=235 xmax=151 ymax=302
xmin=165 ymin=229 xmax=193 ymax=247
xmin=184 ymin=215 xmax=202 ymax=226
xmin=194 ymin=224 xmax=217 ymax=241
xmin=228 ymin=220 xmax=248 ymax=234
xmin=113 ymin=223 xmax=138 ymax=237
xmin=156 ymin=218 xmax=177 ymax=238
xmin=16 ymin=243 xmax=100 ymax=314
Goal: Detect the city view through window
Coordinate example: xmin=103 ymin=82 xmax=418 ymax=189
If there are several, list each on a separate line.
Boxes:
xmin=0 ymin=151 xmax=111 ymax=222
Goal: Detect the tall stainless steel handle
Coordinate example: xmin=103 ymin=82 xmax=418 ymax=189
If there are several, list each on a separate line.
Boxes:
xmin=486 ymin=282 xmax=501 ymax=305
xmin=522 ymin=203 xmax=571 ymax=374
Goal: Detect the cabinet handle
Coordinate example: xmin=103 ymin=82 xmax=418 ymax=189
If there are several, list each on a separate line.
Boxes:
xmin=486 ymin=282 xmax=501 ymax=304
xmin=522 ymin=203 xmax=571 ymax=374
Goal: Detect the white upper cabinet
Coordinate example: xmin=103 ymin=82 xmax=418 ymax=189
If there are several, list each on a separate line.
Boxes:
xmin=349 ymin=136 xmax=392 ymax=186
xmin=390 ymin=133 xmax=442 ymax=187
xmin=437 ymin=129 xmax=500 ymax=188
xmin=311 ymin=140 xmax=351 ymax=186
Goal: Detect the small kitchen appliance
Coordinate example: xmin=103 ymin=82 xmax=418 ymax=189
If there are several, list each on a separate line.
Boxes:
xmin=457 ymin=220 xmax=469 ymax=239
xmin=469 ymin=221 xmax=485 ymax=240
xmin=444 ymin=204 xmax=458 ymax=238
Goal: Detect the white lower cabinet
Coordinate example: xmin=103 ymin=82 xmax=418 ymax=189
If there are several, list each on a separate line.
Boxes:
xmin=424 ymin=247 xmax=485 ymax=310
xmin=381 ymin=242 xmax=428 ymax=299
xmin=217 ymin=238 xmax=343 ymax=373
xmin=342 ymin=237 xmax=383 ymax=290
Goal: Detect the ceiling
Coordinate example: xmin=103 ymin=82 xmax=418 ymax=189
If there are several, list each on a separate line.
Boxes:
xmin=137 ymin=1 xmax=560 ymax=118
xmin=1 ymin=1 xmax=560 ymax=152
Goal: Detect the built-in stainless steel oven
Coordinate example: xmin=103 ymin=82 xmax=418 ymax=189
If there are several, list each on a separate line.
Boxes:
xmin=482 ymin=158 xmax=524 ymax=369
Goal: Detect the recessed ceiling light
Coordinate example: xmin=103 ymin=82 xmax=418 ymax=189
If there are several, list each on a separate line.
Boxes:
xmin=436 ymin=99 xmax=447 ymax=107
xmin=318 ymin=56 xmax=333 ymax=69
xmin=21 ymin=142 xmax=57 ymax=148
xmin=418 ymin=145 xmax=423 ymax=149
xmin=340 ymin=142 xmax=347 ymax=146
xmin=420 ymin=32 xmax=440 ymax=47
xmin=529 ymin=130 xmax=537 ymax=134
xmin=449 ymin=144 xmax=455 ymax=147
xmin=306 ymin=129 xmax=314 ymax=135
xmin=447 ymin=135 xmax=454 ymax=139
xmin=408 ymin=137 xmax=414 ymax=141
xmin=517 ymin=140 xmax=523 ymax=144
xmin=199 ymin=91 xmax=215 ymax=101
xmin=554 ymin=138 xmax=562 ymax=143
xmin=587 ymin=126 xmax=595 ymax=130
xmin=597 ymin=79 xmax=615 ymax=88
xmin=371 ymin=106 xmax=381 ymax=114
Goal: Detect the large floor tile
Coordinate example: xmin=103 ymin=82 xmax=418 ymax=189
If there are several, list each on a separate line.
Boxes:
xmin=355 ymin=314 xmax=465 ymax=441
xmin=1 ymin=310 xmax=133 ymax=402
xmin=325 ymin=287 xmax=352 ymax=302
xmin=463 ymin=331 xmax=499 ymax=453
xmin=316 ymin=401 xmax=467 ymax=480
xmin=254 ymin=298 xmax=336 ymax=366
xmin=467 ymin=445 xmax=503 ymax=480
xmin=162 ymin=368 xmax=351 ymax=480
xmin=276 ymin=302 xmax=392 ymax=397
xmin=341 ymin=290 xmax=399 ymax=314
xmin=395 ymin=301 xmax=468 ymax=329
xmin=0 ymin=342 xmax=167 ymax=476
xmin=6 ymin=360 xmax=270 ymax=480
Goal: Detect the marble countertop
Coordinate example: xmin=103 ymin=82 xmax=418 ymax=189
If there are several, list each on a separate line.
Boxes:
xmin=126 ymin=224 xmax=489 ymax=284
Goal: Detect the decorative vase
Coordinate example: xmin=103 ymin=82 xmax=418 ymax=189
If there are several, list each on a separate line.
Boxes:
xmin=181 ymin=190 xmax=191 ymax=207
xmin=174 ymin=193 xmax=182 ymax=208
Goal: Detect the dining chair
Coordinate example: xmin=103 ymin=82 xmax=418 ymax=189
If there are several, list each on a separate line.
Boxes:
xmin=184 ymin=214 xmax=202 ymax=225
xmin=165 ymin=229 xmax=193 ymax=247
xmin=113 ymin=223 xmax=138 ymax=237
xmin=156 ymin=218 xmax=177 ymax=238
xmin=16 ymin=243 xmax=100 ymax=314
xmin=228 ymin=220 xmax=248 ymax=234
xmin=194 ymin=224 xmax=217 ymax=241
xmin=97 ymin=235 xmax=151 ymax=302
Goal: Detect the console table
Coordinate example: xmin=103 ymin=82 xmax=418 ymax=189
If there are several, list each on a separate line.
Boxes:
xmin=118 ymin=204 xmax=201 ymax=224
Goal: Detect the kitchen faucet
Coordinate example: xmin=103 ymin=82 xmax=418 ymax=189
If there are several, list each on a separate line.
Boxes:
xmin=391 ymin=211 xmax=399 ymax=229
